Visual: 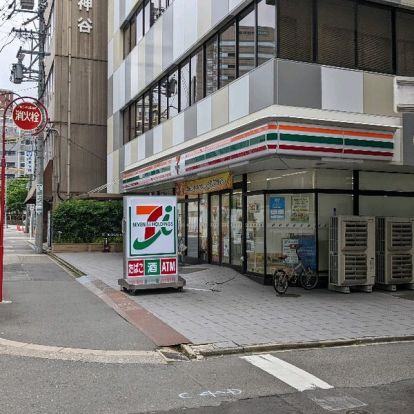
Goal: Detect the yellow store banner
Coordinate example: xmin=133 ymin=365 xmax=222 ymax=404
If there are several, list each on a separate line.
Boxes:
xmin=176 ymin=172 xmax=233 ymax=196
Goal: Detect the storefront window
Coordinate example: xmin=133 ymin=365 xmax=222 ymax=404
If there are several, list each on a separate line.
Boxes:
xmin=315 ymin=169 xmax=353 ymax=190
xmin=266 ymin=194 xmax=316 ymax=275
xmin=360 ymin=196 xmax=414 ymax=217
xmin=247 ymin=195 xmax=265 ymax=274
xmin=211 ymin=195 xmax=220 ymax=263
xmin=187 ymin=200 xmax=199 ymax=258
xmin=318 ymin=194 xmax=353 ymax=272
xmin=231 ymin=191 xmax=243 ymax=267
xmin=360 ymin=172 xmax=414 ymax=192
xmin=199 ymin=195 xmax=208 ymax=262
xmin=177 ymin=202 xmax=186 ymax=241
xmin=222 ymin=193 xmax=230 ymax=264
xmin=248 ymin=170 xmax=314 ymax=192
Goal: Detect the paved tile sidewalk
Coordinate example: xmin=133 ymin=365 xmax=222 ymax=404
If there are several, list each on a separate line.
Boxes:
xmin=58 ymin=252 xmax=414 ymax=349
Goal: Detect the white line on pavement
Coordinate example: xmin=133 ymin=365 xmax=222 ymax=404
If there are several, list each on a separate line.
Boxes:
xmin=241 ymin=354 xmax=333 ymax=392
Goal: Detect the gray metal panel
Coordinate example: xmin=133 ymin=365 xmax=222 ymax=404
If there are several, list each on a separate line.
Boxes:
xmin=145 ymin=129 xmax=154 ymax=158
xmin=145 ymin=29 xmax=155 ymax=84
xmin=162 ymin=6 xmax=174 ymax=71
xmin=107 ymin=76 xmax=113 ymax=118
xmin=249 ymin=60 xmax=275 ymax=114
xmin=184 ymin=105 xmax=198 ymax=141
xmin=211 ymin=0 xmax=229 ymax=26
xmin=403 ymin=113 xmax=414 ymax=166
xmin=277 ymin=60 xmax=322 ymax=109
xmin=125 ymin=55 xmax=131 ymax=103
xmin=113 ymin=112 xmax=122 ymax=151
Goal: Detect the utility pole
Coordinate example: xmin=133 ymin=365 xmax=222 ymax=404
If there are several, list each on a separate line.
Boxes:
xmin=34 ymin=0 xmax=47 ymax=254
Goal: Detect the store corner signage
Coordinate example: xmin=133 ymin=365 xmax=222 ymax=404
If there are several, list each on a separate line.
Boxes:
xmin=78 ymin=0 xmax=94 ymax=34
xmin=124 ymin=196 xmax=178 ymax=286
xmin=12 ymin=102 xmax=43 ymax=131
xmin=176 ymin=172 xmax=233 ymax=196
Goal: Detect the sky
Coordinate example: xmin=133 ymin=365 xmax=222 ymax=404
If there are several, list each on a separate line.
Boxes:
xmin=0 ymin=0 xmax=38 ymax=97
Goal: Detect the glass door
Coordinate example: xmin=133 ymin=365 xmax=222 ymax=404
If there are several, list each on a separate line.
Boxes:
xmin=231 ymin=191 xmax=243 ymax=267
xmin=187 ymin=200 xmax=199 ymax=259
xmin=210 ymin=194 xmax=220 ymax=263
xmin=221 ymin=193 xmax=230 ymax=264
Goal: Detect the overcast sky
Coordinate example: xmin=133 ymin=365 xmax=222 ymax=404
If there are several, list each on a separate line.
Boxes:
xmin=0 ymin=0 xmax=38 ymax=97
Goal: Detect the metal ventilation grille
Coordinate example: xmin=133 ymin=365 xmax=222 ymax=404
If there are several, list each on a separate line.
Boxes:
xmin=329 ymin=217 xmax=338 ymax=254
xmin=376 ymin=253 xmax=386 ymax=284
xmin=391 ymin=223 xmax=413 ymax=249
xmin=344 ymin=254 xmax=367 ymax=282
xmin=329 ymin=254 xmax=338 ymax=284
xmin=391 ymin=254 xmax=412 ymax=280
xmin=344 ymin=222 xmax=368 ymax=249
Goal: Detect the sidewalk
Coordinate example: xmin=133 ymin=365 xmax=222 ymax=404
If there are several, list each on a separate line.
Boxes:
xmin=1 ymin=228 xmax=157 ymax=354
xmin=56 ymin=250 xmax=414 ymax=353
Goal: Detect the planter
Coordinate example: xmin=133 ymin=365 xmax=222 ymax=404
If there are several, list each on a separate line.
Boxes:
xmin=52 ymin=243 xmax=123 ymax=253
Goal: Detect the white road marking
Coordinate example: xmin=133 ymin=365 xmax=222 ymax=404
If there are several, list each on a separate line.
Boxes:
xmin=241 ymin=354 xmax=333 ymax=392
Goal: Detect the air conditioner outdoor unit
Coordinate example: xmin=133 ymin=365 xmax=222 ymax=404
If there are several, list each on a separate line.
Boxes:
xmin=376 ymin=217 xmax=414 ymax=291
xmin=329 ymin=216 xmax=376 ymax=293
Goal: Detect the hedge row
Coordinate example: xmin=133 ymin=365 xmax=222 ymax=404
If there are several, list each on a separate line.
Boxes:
xmin=52 ymin=200 xmax=123 ymax=243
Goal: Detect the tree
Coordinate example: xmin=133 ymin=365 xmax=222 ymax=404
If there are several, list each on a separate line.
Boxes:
xmin=6 ymin=177 xmax=29 ymax=218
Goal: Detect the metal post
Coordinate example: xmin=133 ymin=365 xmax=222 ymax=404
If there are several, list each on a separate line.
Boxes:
xmin=34 ymin=0 xmax=47 ymax=254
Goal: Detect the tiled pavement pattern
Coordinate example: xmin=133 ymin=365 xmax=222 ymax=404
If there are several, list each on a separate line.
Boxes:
xmin=58 ymin=252 xmax=414 ymax=349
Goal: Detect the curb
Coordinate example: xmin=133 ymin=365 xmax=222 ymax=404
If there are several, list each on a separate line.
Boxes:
xmin=46 ymin=252 xmax=86 ymax=278
xmin=181 ymin=335 xmax=414 ymax=359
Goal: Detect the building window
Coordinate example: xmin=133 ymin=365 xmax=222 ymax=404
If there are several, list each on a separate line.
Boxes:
xmin=279 ymin=0 xmax=314 ymax=63
xmin=123 ymin=108 xmax=130 ymax=144
xmin=180 ymin=59 xmax=191 ymax=111
xmin=396 ymin=11 xmax=414 ymax=76
xmin=123 ymin=23 xmax=131 ymax=58
xmin=219 ymin=22 xmax=236 ymax=87
xmin=143 ymin=92 xmax=151 ymax=132
xmin=238 ymin=4 xmax=256 ymax=77
xmin=168 ymin=70 xmax=179 ymax=118
xmin=160 ymin=76 xmax=169 ymax=123
xmin=137 ymin=7 xmax=144 ymax=43
xmin=129 ymin=102 xmax=136 ymax=142
xmin=144 ymin=0 xmax=151 ymax=35
xmin=190 ymin=47 xmax=204 ymax=104
xmin=151 ymin=84 xmax=159 ymax=127
xmin=206 ymin=35 xmax=219 ymax=96
xmin=136 ymin=98 xmax=143 ymax=135
xmin=257 ymin=0 xmax=276 ymax=66
xmin=357 ymin=3 xmax=393 ymax=74
xmin=317 ymin=0 xmax=356 ymax=69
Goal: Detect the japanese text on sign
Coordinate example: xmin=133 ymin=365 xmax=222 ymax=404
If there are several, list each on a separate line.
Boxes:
xmin=78 ymin=0 xmax=93 ymax=34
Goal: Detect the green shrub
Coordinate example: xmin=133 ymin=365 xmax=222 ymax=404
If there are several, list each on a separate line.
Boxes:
xmin=52 ymin=200 xmax=123 ymax=243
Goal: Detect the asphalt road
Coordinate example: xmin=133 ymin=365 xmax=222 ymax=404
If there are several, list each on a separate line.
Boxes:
xmin=0 ymin=341 xmax=413 ymax=413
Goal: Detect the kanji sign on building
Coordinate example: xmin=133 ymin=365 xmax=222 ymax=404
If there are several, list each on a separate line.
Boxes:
xmin=77 ymin=0 xmax=93 ymax=34
xmin=12 ymin=102 xmax=43 ymax=131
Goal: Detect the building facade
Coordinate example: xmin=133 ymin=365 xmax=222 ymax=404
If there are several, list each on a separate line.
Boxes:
xmin=42 ymin=0 xmax=108 ymax=206
xmin=108 ymin=0 xmax=414 ymax=283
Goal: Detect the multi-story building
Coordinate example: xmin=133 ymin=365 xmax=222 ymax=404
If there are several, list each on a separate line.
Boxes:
xmin=108 ymin=0 xmax=414 ymax=283
xmin=41 ymin=0 xmax=108 ymax=206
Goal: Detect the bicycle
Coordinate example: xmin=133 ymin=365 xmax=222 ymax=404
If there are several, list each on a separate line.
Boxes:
xmin=273 ymin=244 xmax=318 ymax=295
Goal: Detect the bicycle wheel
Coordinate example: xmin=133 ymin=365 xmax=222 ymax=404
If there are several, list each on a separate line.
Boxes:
xmin=300 ymin=268 xmax=318 ymax=290
xmin=273 ymin=270 xmax=288 ymax=294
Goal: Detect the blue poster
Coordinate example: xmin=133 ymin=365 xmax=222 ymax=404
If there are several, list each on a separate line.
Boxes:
xmin=298 ymin=235 xmax=317 ymax=272
xmin=269 ymin=196 xmax=285 ymax=221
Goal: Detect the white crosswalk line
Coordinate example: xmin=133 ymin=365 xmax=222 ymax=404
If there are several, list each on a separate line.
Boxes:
xmin=241 ymin=354 xmax=334 ymax=392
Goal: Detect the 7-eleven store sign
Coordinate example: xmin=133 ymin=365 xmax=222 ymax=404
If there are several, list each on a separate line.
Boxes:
xmin=124 ymin=196 xmax=178 ymax=286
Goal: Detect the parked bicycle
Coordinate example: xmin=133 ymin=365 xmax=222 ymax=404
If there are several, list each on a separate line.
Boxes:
xmin=273 ymin=244 xmax=318 ymax=295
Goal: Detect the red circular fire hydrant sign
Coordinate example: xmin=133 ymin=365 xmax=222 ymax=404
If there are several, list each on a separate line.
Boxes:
xmin=12 ymin=102 xmax=43 ymax=131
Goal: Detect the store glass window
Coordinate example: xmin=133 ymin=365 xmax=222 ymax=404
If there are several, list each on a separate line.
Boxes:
xmin=360 ymin=172 xmax=414 ymax=192
xmin=159 ymin=76 xmax=169 ymax=123
xmin=168 ymin=70 xmax=179 ymax=118
xmin=211 ymin=195 xmax=220 ymax=263
xmin=206 ymin=36 xmax=219 ymax=96
xmin=318 ymin=194 xmax=353 ymax=272
xmin=279 ymin=0 xmax=314 ymax=63
xmin=187 ymin=200 xmax=199 ymax=259
xmin=219 ymin=23 xmax=236 ymax=87
xmin=231 ymin=191 xmax=243 ymax=267
xmin=180 ymin=60 xmax=191 ymax=111
xmin=396 ymin=11 xmax=414 ymax=76
xmin=360 ymin=196 xmax=414 ymax=218
xmin=136 ymin=98 xmax=143 ymax=135
xmin=151 ymin=84 xmax=159 ymax=127
xmin=199 ymin=195 xmax=208 ymax=262
xmin=143 ymin=92 xmax=151 ymax=132
xmin=248 ymin=170 xmax=314 ymax=192
xmin=247 ymin=195 xmax=265 ymax=274
xmin=266 ymin=194 xmax=316 ymax=276
xmin=315 ymin=169 xmax=353 ymax=190
xmin=222 ymin=193 xmax=230 ymax=264
xmin=257 ymin=0 xmax=276 ymax=66
xmin=238 ymin=5 xmax=256 ymax=77
xmin=190 ymin=48 xmax=204 ymax=104
xmin=177 ymin=202 xmax=186 ymax=241
xmin=357 ymin=3 xmax=393 ymax=74
xmin=317 ymin=0 xmax=356 ymax=69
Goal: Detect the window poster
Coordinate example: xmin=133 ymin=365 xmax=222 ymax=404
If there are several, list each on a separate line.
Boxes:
xmin=291 ymin=195 xmax=310 ymax=222
xmin=269 ymin=196 xmax=285 ymax=221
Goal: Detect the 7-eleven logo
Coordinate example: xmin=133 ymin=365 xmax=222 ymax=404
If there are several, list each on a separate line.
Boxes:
xmin=133 ymin=205 xmax=174 ymax=251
